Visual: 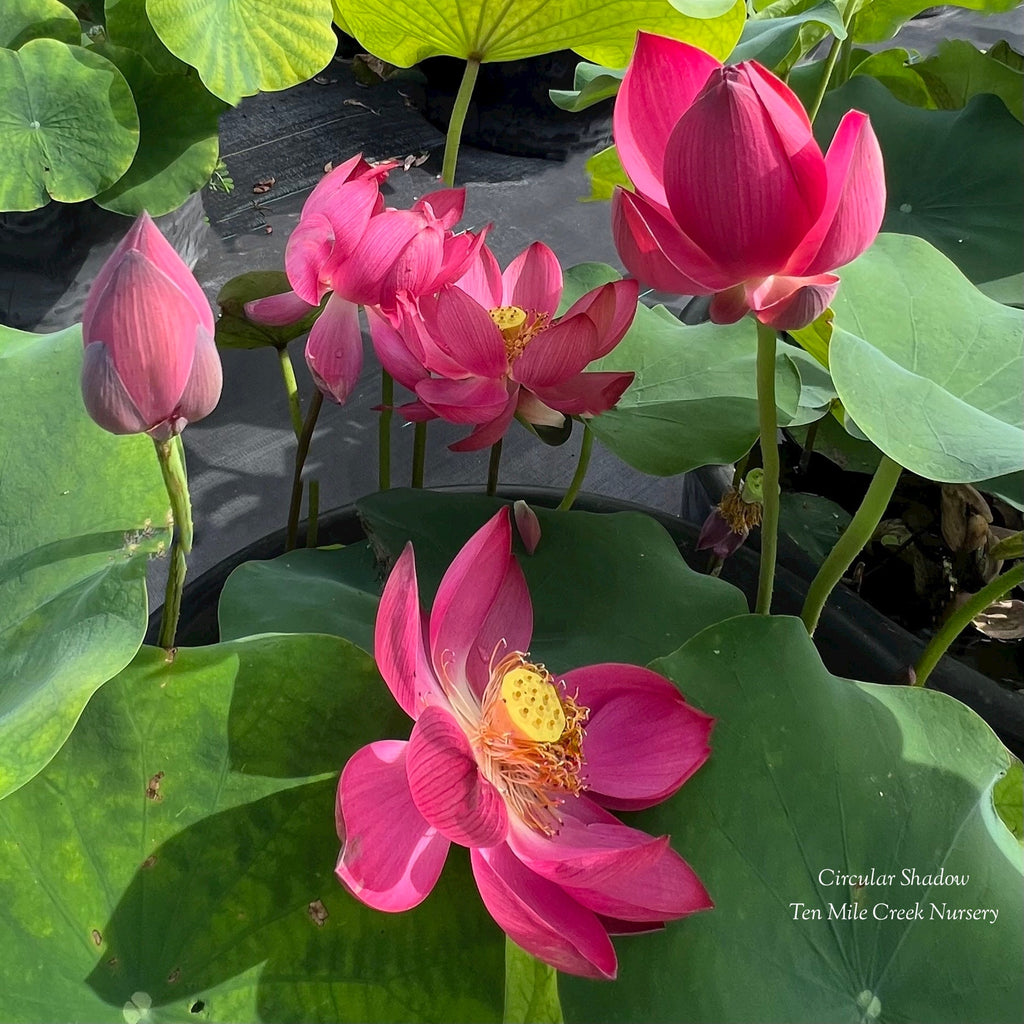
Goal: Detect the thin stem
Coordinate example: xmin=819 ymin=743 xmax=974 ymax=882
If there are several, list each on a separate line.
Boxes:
xmin=286 ymin=389 xmax=324 ymax=551
xmin=754 ymin=321 xmax=781 ymax=615
xmin=913 ymin=563 xmax=1024 ymax=688
xmin=806 ymin=32 xmax=844 ymax=123
xmin=277 ymin=345 xmax=304 ymax=439
xmin=306 ymin=479 xmax=320 ymax=548
xmin=486 ymin=438 xmax=502 ymax=497
xmin=800 ymin=455 xmax=903 ymax=634
xmin=798 ymin=416 xmax=821 ymax=474
xmin=411 ymin=421 xmax=427 ymax=488
xmin=441 ymin=56 xmax=481 ymax=186
xmin=154 ymin=437 xmax=193 ymax=649
xmin=557 ymin=422 xmax=594 ymax=511
xmin=379 ymin=369 xmax=393 ymax=491
xmin=731 ymin=450 xmax=751 ymax=491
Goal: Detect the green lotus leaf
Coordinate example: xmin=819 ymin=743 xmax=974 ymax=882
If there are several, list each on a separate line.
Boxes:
xmin=0 ymin=324 xmax=170 ymax=800
xmin=0 ymin=635 xmax=508 ymax=1021
xmin=851 ymin=0 xmax=1019 ymax=44
xmin=0 ymin=37 xmax=138 ymax=210
xmin=333 ymin=0 xmax=744 ymax=67
xmin=146 ymin=0 xmax=337 ymax=105
xmin=829 ymin=234 xmax=1024 ymax=483
xmin=215 ymin=271 xmax=324 ymax=350
xmin=504 ymin=941 xmax=562 ymax=1024
xmin=105 ymin=0 xmax=187 ymax=74
xmin=816 ymin=76 xmax=1024 ymax=284
xmin=91 ymin=41 xmax=227 ymax=215
xmin=732 ymin=0 xmax=846 ymax=69
xmin=549 ymin=62 xmax=625 ymax=112
xmin=560 ymin=615 xmax=1023 ymax=1023
xmin=582 ymin=144 xmax=630 ymax=202
xmin=1 ymin=0 xmax=80 ymax=48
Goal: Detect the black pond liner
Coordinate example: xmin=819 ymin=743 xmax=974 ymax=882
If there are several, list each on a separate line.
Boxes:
xmin=147 ymin=487 xmax=1024 ymax=760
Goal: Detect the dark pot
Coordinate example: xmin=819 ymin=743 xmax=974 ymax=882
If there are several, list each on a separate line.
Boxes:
xmin=411 ymin=51 xmax=613 ymax=160
xmin=148 ymin=487 xmax=1024 ymax=760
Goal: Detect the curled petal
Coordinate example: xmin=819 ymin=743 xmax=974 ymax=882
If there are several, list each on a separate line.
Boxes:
xmin=415 ymin=376 xmax=512 ymax=424
xmin=80 ymin=342 xmax=149 ymax=435
xmin=244 ymin=289 xmax=317 ymax=326
xmin=366 ymin=304 xmax=429 ymax=390
xmin=613 ymin=33 xmax=721 ymax=210
xmin=375 ymin=544 xmax=445 ymax=720
xmin=612 ymin=188 xmax=734 ymax=295
xmin=381 ymin=223 xmax=447 ymax=306
xmin=175 ymin=326 xmax=223 ymax=427
xmin=448 ymin=389 xmax=520 ymax=452
xmin=413 ymin=187 xmax=465 ymax=230
xmin=515 ymin=389 xmax=566 ymax=429
xmin=406 ymin=706 xmax=509 ymax=847
xmin=470 ymin=845 xmax=618 ymax=980
xmin=502 ymin=242 xmax=563 ymax=317
xmin=512 ymin=314 xmax=598 ymax=389
xmin=426 ymin=224 xmax=493 ymax=295
xmin=528 ymin=371 xmax=634 ymax=418
xmin=562 ymin=279 xmax=639 ymax=358
xmin=328 ymin=210 xmax=425 ymax=306
xmin=285 ymin=212 xmax=336 ymax=305
xmin=336 ymin=741 xmax=450 ymax=912
xmin=303 ymin=153 xmax=390 ymax=222
xmin=559 ymin=663 xmax=713 ymax=809
xmin=421 ymin=287 xmax=508 ymax=379
xmin=747 ymin=274 xmax=839 ymax=331
xmin=304 ymin=293 xmax=364 ymax=404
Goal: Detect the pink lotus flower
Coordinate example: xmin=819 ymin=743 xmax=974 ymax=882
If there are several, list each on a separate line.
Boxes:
xmin=367 ymin=242 xmax=638 ymax=451
xmin=335 ymin=507 xmax=713 ymax=979
xmin=612 ymin=34 xmax=886 ymax=330
xmin=81 ymin=211 xmax=221 ymax=439
xmin=246 ymin=154 xmax=485 ymax=404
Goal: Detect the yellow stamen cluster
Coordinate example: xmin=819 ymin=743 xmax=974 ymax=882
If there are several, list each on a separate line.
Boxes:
xmin=488 ymin=305 xmax=551 ymax=363
xmin=476 ymin=652 xmax=589 ymax=835
xmin=718 ymin=487 xmax=763 ymax=535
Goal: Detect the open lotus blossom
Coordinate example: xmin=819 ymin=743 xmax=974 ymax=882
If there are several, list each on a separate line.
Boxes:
xmin=335 ymin=507 xmax=713 ymax=978
xmin=81 ymin=211 xmax=221 ymax=439
xmin=367 ymin=241 xmax=638 ymax=451
xmin=612 ymin=33 xmax=886 ymax=330
xmin=245 ymin=153 xmax=486 ymax=403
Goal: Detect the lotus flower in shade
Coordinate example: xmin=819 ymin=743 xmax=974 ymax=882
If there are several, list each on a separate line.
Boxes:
xmin=612 ymin=33 xmax=886 ymax=330
xmin=81 ymin=211 xmax=221 ymax=439
xmin=335 ymin=507 xmax=713 ymax=979
xmin=697 ymin=471 xmax=765 ymax=560
xmin=367 ymin=242 xmax=638 ymax=451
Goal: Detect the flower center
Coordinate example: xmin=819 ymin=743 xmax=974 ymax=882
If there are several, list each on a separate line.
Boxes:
xmin=475 ymin=652 xmax=588 ymax=835
xmin=488 ymin=305 xmax=550 ymax=362
xmin=718 ymin=486 xmax=763 ymax=535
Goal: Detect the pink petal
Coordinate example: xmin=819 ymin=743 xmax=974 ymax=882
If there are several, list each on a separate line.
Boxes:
xmin=613 ymin=33 xmax=721 ymax=211
xmin=415 ymin=376 xmax=512 ymax=424
xmin=80 ymin=342 xmax=150 ymax=435
xmin=788 ymin=110 xmax=886 ymax=276
xmin=513 ymin=500 xmax=541 ymax=555
xmin=562 ymin=279 xmax=639 ymax=359
xmin=470 ymin=844 xmax=618 ymax=980
xmin=374 ymin=544 xmax=446 ymax=720
xmin=309 ymin=178 xmax=382 ymax=258
xmin=501 ymin=242 xmax=563 ymax=317
xmin=452 ymin=241 xmax=503 ymax=309
xmin=395 ymin=399 xmax=438 ymax=423
xmin=528 ymin=371 xmax=634 ymax=418
xmin=304 ymin=293 xmax=364 ymax=404
xmin=420 ymin=286 xmax=508 ymax=378
xmin=84 ymin=253 xmax=203 ymax=424
xmin=175 ymin=325 xmax=223 ymax=426
xmin=512 ymin=314 xmax=598 ymax=389
xmin=303 ymin=153 xmax=389 ymax=221
xmin=448 ymin=389 xmax=520 ymax=452
xmin=380 ymin=222 xmax=446 ymax=306
xmin=328 ymin=210 xmax=424 ymax=306
xmin=413 ymin=187 xmax=466 ymax=230
xmin=708 ymin=284 xmax=750 ymax=325
xmin=559 ymin=663 xmax=713 ymax=810
xmin=336 ymin=740 xmax=450 ymax=912
xmin=406 ymin=705 xmax=509 ymax=847
xmin=747 ymin=274 xmax=839 ymax=330
xmin=612 ymin=188 xmax=735 ymax=295
xmin=285 ymin=212 xmax=336 ymax=305
xmin=243 ymin=289 xmax=317 ymax=326
xmin=427 ymin=225 xmax=493 ymax=295
xmin=663 ymin=62 xmax=827 ymax=279
xmin=366 ymin=304 xmax=429 ymax=390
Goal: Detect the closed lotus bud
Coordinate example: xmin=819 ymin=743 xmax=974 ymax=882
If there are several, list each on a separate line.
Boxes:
xmin=81 ymin=211 xmax=222 ymax=439
xmin=513 ymin=500 xmax=541 ymax=554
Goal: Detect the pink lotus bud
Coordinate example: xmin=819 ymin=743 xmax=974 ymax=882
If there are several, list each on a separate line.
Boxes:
xmin=513 ymin=500 xmax=541 ymax=554
xmin=81 ymin=212 xmax=221 ymax=439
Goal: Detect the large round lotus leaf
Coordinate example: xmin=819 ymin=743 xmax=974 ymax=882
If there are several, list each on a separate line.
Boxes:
xmin=815 ymin=76 xmax=1023 ymax=285
xmin=0 ymin=324 xmax=170 ymax=800
xmin=0 ymin=38 xmax=139 ymax=210
xmin=560 ymin=615 xmax=1023 ymax=1023
xmin=105 ymin=0 xmax=187 ymax=75
xmin=0 ymin=635 xmax=507 ymax=1022
xmin=146 ymin=0 xmax=338 ymax=104
xmin=828 ymin=234 xmax=1024 ymax=483
xmin=1 ymin=0 xmax=80 ymax=48
xmin=333 ymin=0 xmax=744 ymax=67
xmin=851 ymin=0 xmax=1018 ymax=44
xmin=91 ymin=42 xmax=227 ymax=215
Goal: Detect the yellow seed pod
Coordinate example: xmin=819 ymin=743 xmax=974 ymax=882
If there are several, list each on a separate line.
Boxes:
xmin=500 ymin=665 xmax=565 ymax=743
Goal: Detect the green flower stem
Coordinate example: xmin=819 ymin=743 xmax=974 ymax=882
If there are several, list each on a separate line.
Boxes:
xmin=486 ymin=438 xmax=502 ymax=497
xmin=442 ymin=56 xmax=481 ymax=186
xmin=154 ymin=436 xmax=193 ymax=649
xmin=411 ymin=420 xmax=427 ymax=488
xmin=379 ymin=370 xmax=393 ymax=491
xmin=806 ymin=32 xmax=844 ymax=123
xmin=800 ymin=454 xmax=903 ymax=634
xmin=286 ymin=389 xmax=324 ymax=552
xmin=557 ymin=421 xmax=594 ymax=511
xmin=306 ymin=479 xmax=320 ymax=548
xmin=913 ymin=563 xmax=1024 ymax=688
xmin=754 ymin=320 xmax=781 ymax=615
xmin=277 ymin=345 xmax=304 ymax=439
